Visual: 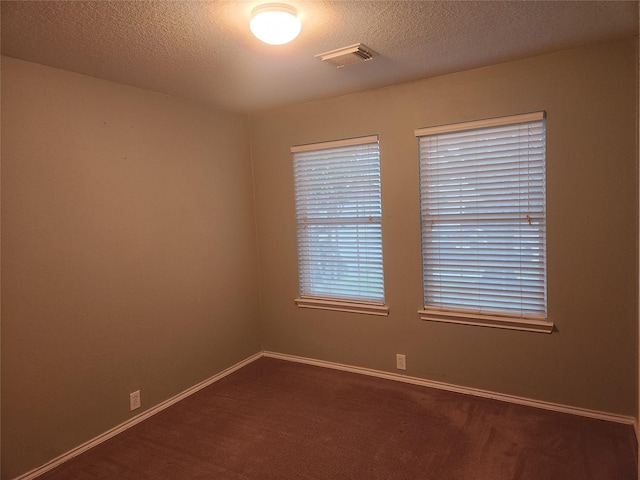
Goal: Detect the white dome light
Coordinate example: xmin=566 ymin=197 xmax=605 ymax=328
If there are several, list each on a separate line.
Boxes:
xmin=250 ymin=3 xmax=301 ymax=45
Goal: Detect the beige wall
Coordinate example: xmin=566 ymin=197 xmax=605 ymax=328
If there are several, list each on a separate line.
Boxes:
xmin=250 ymin=39 xmax=638 ymax=416
xmin=1 ymin=57 xmax=262 ymax=479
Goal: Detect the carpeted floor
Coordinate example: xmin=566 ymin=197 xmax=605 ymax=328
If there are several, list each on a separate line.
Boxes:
xmin=37 ymin=357 xmax=637 ymax=479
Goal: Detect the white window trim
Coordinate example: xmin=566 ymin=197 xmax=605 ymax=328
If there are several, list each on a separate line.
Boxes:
xmin=414 ymin=112 xmax=544 ymax=137
xmin=416 ymin=112 xmax=554 ymax=334
xmin=292 ymin=135 xmax=386 ymax=314
xmin=419 ymin=307 xmax=553 ymax=334
xmin=291 ymin=135 xmax=379 ymax=153
xmin=295 ymin=297 xmax=389 ymax=316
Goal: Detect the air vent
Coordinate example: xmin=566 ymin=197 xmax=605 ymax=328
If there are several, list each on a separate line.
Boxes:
xmin=316 ymin=43 xmax=375 ymax=68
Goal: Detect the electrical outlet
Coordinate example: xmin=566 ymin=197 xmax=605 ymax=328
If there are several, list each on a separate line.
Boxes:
xmin=396 ymin=354 xmax=406 ymax=371
xmin=130 ymin=390 xmax=141 ymax=411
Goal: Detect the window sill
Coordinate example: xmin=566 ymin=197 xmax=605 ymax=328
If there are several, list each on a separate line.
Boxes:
xmin=419 ymin=308 xmax=554 ymax=334
xmin=295 ymin=297 xmax=389 ymax=316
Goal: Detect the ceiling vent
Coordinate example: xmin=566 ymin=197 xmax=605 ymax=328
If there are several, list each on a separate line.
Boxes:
xmin=316 ymin=43 xmax=375 ymax=68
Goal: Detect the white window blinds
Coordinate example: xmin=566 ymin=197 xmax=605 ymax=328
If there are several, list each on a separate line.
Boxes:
xmin=416 ymin=112 xmax=547 ymax=320
xmin=292 ymin=136 xmax=385 ymax=304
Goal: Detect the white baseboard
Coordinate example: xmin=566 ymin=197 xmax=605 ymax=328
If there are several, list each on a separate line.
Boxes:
xmin=13 ymin=352 xmax=263 ymax=480
xmin=263 ymin=351 xmax=636 ymax=426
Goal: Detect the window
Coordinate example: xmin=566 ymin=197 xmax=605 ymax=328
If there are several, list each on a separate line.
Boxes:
xmin=416 ymin=112 xmax=552 ymax=333
xmin=292 ymin=136 xmax=387 ymax=316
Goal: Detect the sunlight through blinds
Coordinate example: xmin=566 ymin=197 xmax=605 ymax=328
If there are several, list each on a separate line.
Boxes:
xmin=416 ymin=113 xmax=546 ymax=319
xmin=292 ymin=136 xmax=384 ymax=304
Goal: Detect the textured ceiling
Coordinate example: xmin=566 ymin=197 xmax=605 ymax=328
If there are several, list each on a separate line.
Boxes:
xmin=1 ymin=1 xmax=637 ymax=113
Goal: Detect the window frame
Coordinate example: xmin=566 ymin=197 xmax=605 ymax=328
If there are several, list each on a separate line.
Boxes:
xmin=291 ymin=135 xmax=388 ymax=316
xmin=415 ymin=112 xmax=553 ymax=333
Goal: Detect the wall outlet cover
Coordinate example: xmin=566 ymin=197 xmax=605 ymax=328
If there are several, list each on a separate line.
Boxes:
xmin=130 ymin=390 xmax=141 ymax=411
xmin=396 ymin=354 xmax=406 ymax=371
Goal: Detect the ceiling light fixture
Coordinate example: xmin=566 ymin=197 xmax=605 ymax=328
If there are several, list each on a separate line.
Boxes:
xmin=250 ymin=3 xmax=301 ymax=45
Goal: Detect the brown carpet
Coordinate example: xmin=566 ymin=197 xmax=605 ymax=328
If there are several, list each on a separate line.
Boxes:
xmin=37 ymin=357 xmax=637 ymax=480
